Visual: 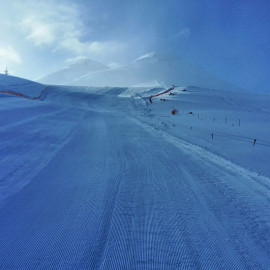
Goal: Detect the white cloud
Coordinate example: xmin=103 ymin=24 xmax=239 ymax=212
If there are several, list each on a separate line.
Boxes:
xmin=0 ymin=46 xmax=21 ymax=64
xmin=18 ymin=1 xmax=83 ymax=49
xmin=56 ymin=38 xmax=85 ymax=54
xmin=21 ymin=18 xmax=55 ymax=46
xmin=16 ymin=0 xmax=125 ymax=61
xmin=0 ymin=45 xmax=22 ymax=73
xmin=86 ymin=41 xmax=125 ymax=57
xmin=57 ymin=39 xmax=125 ymax=60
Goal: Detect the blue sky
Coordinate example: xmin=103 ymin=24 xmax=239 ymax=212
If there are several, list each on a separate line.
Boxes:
xmin=0 ymin=0 xmax=269 ymax=91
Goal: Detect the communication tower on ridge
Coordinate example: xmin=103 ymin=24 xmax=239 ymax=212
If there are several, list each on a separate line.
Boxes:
xmin=4 ymin=67 xmax=9 ymax=75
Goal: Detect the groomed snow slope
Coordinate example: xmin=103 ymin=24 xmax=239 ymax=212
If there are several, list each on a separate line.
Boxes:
xmin=1 ymin=81 xmax=270 ymax=269
xmin=0 ymin=74 xmax=46 ymax=97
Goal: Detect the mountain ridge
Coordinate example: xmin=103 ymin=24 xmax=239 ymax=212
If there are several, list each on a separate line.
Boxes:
xmin=38 ymin=53 xmax=240 ymax=91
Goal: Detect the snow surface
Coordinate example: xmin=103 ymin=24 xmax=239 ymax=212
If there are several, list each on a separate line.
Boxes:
xmin=0 ymin=74 xmax=46 ymax=97
xmin=1 ymin=75 xmax=270 ymax=268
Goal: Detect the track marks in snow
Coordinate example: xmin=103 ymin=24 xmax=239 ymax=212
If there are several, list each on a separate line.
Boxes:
xmin=1 ymin=106 xmax=270 ymax=268
xmin=132 ymin=117 xmax=270 ymax=268
xmin=0 ymin=106 xmax=85 ymax=204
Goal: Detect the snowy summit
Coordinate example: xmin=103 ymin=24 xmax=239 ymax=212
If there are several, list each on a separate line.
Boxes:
xmin=39 ymin=52 xmax=238 ymax=91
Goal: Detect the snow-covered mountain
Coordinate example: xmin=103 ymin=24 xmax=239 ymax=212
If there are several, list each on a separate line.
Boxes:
xmin=39 ymin=52 xmax=239 ymax=91
xmin=38 ymin=58 xmax=108 ymax=85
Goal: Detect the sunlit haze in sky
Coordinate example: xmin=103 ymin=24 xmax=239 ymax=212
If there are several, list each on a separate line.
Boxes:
xmin=0 ymin=0 xmax=269 ymax=91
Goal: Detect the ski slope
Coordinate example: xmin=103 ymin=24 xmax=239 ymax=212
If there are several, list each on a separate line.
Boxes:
xmin=0 ymin=74 xmax=46 ymax=97
xmin=1 ymin=79 xmax=270 ymax=269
